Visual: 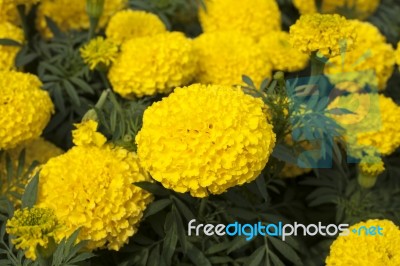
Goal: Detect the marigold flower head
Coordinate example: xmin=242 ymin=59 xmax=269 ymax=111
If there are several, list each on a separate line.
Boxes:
xmin=289 ymin=14 xmax=357 ymax=58
xmin=136 ymin=84 xmax=276 ymax=197
xmin=37 ymin=141 xmax=153 ymax=250
xmin=109 ymin=32 xmax=196 ymax=98
xmin=0 ymin=71 xmax=54 ymax=150
xmin=6 ymin=207 xmax=63 ymax=260
xmin=80 ymin=37 xmax=118 ymax=70
xmin=106 ymin=10 xmax=167 ymax=45
xmin=36 ymin=0 xmax=126 ymax=38
xmin=0 ymin=138 xmax=63 ymax=206
xmin=0 ymin=22 xmax=24 ymax=70
xmin=199 ymin=0 xmax=281 ymax=40
xmin=325 ymin=21 xmax=395 ymax=91
xmin=258 ymin=31 xmax=309 ymax=72
xmin=329 ymin=93 xmax=400 ymax=156
xmin=294 ymin=0 xmax=380 ymax=19
xmin=0 ymin=1 xmax=19 ymax=24
xmin=72 ymin=120 xmax=107 ymax=147
xmin=396 ymin=42 xmax=400 ymax=68
xmin=326 ymin=219 xmax=400 ymax=265
xmin=193 ymin=31 xmax=271 ymax=87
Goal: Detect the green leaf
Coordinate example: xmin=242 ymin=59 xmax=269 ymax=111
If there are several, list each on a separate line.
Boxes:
xmin=172 ymin=205 xmax=187 ymax=253
xmin=0 ymin=38 xmax=22 ymax=47
xmin=269 ymin=236 xmax=302 ymax=265
xmin=161 ymin=214 xmax=178 ymax=265
xmin=63 ymin=80 xmax=81 ymax=106
xmin=21 ymin=173 xmax=39 ymax=209
xmin=245 ymin=246 xmax=265 ymax=266
xmin=186 ymin=242 xmax=211 ymax=266
xmin=134 ymin=181 xmax=169 ymax=196
xmin=143 ymin=198 xmax=171 ymax=218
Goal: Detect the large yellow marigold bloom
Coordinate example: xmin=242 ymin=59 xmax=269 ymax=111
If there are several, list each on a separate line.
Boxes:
xmin=258 ymin=31 xmax=309 ymax=72
xmin=294 ymin=0 xmax=380 ymax=20
xmin=37 ymin=138 xmax=153 ymax=250
xmin=109 ymin=32 xmax=196 ymax=98
xmin=136 ymin=84 xmax=276 ymax=197
xmin=199 ymin=0 xmax=281 ymax=40
xmin=325 ymin=21 xmax=395 ymax=91
xmin=106 ymin=10 xmax=166 ymax=45
xmin=289 ymin=14 xmax=357 ymax=58
xmin=193 ymin=31 xmax=271 ymax=87
xmin=80 ymin=37 xmax=118 ymax=70
xmin=329 ymin=93 xmax=400 ymax=156
xmin=0 ymin=22 xmax=24 ymax=70
xmin=6 ymin=207 xmax=63 ymax=260
xmin=0 ymin=138 xmax=63 ymax=206
xmin=326 ymin=219 xmax=400 ymax=265
xmin=36 ymin=0 xmax=126 ymax=37
xmin=0 ymin=71 xmax=54 ymax=150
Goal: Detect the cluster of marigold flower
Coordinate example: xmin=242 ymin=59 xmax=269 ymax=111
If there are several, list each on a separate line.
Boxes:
xmin=1 ymin=0 xmax=400 ymax=264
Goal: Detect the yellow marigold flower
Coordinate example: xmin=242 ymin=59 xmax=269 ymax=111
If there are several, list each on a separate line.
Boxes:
xmin=106 ymin=10 xmax=167 ymax=45
xmin=0 ymin=22 xmax=24 ymax=70
xmin=396 ymin=42 xmax=400 ymax=67
xmin=199 ymin=0 xmax=281 ymax=40
xmin=72 ymin=120 xmax=107 ymax=147
xmin=326 ymin=219 xmax=400 ymax=266
xmin=329 ymin=93 xmax=400 ymax=156
xmin=0 ymin=138 xmax=63 ymax=206
xmin=289 ymin=14 xmax=357 ymax=58
xmin=136 ymin=84 xmax=276 ymax=197
xmin=109 ymin=32 xmax=196 ymax=98
xmin=13 ymin=0 xmax=40 ymax=4
xmin=6 ymin=207 xmax=63 ymax=260
xmin=36 ymin=0 xmax=126 ymax=38
xmin=258 ymin=31 xmax=309 ymax=72
xmin=0 ymin=0 xmax=19 ymax=24
xmin=0 ymin=71 xmax=54 ymax=150
xmin=325 ymin=21 xmax=395 ymax=91
xmin=294 ymin=0 xmax=380 ymax=20
xmin=37 ymin=143 xmax=153 ymax=250
xmin=80 ymin=37 xmax=118 ymax=70
xmin=293 ymin=0 xmax=317 ymax=15
xmin=322 ymin=0 xmax=380 ymax=20
xmin=193 ymin=31 xmax=271 ymax=87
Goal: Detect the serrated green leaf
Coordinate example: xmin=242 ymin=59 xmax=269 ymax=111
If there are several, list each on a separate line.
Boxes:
xmin=245 ymin=246 xmax=265 ymax=266
xmin=186 ymin=242 xmax=211 ymax=266
xmin=269 ymin=236 xmax=302 ymax=265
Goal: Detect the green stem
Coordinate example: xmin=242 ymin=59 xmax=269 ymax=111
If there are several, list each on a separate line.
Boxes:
xmin=310 ymin=52 xmax=326 ymax=77
xmin=88 ymin=17 xmax=99 ymax=40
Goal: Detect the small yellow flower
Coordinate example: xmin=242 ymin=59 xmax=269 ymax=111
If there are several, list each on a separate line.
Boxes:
xmin=326 ymin=219 xmax=400 ymax=265
xmin=80 ymin=37 xmax=118 ymax=70
xmin=358 ymin=155 xmax=384 ymax=188
xmin=72 ymin=120 xmax=107 ymax=147
xmin=136 ymin=84 xmax=276 ymax=197
xmin=6 ymin=207 xmax=63 ymax=260
xmin=289 ymin=14 xmax=357 ymax=58
xmin=199 ymin=0 xmax=281 ymax=40
xmin=106 ymin=9 xmax=166 ymax=45
xmin=0 ymin=22 xmax=24 ymax=70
